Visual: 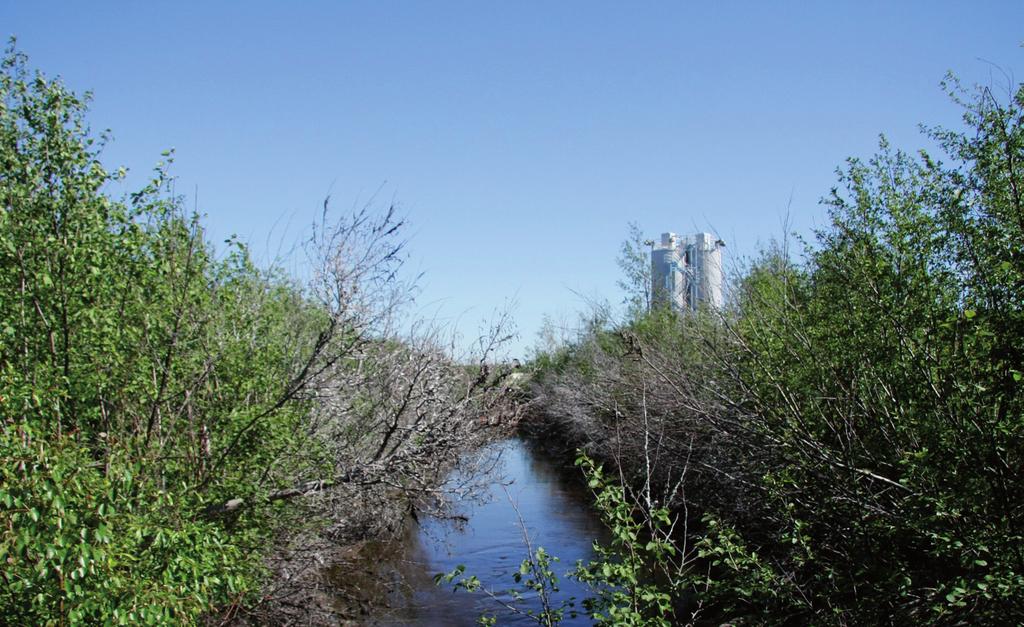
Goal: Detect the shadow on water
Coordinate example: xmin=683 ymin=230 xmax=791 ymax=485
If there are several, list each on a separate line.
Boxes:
xmin=332 ymin=438 xmax=609 ymax=625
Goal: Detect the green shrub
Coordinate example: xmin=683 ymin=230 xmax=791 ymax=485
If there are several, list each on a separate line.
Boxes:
xmin=0 ymin=41 xmax=323 ymax=623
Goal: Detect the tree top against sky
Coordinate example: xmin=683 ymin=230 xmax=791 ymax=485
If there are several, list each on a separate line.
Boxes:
xmin=3 ymin=2 xmax=1022 ymax=356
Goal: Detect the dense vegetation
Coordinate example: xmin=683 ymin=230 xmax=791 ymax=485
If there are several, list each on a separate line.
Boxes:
xmin=0 ymin=44 xmax=515 ymax=624
xmin=6 ymin=35 xmax=1024 ymax=626
xmin=526 ymin=75 xmax=1024 ymax=624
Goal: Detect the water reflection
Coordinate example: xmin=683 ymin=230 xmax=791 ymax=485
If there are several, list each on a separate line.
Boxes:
xmin=366 ymin=438 xmax=608 ymax=626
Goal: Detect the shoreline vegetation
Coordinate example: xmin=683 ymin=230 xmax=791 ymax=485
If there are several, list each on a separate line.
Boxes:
xmin=0 ymin=43 xmax=518 ymax=625
xmin=4 ymin=40 xmax=1024 ymax=625
xmin=517 ymin=74 xmax=1024 ymax=625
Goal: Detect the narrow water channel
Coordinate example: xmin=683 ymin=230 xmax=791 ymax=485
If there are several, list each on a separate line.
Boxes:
xmin=365 ymin=438 xmax=608 ymax=625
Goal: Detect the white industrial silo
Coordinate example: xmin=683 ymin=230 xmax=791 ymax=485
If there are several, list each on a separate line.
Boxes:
xmin=649 ymin=231 xmax=725 ymax=313
xmin=686 ymin=233 xmax=724 ymax=310
xmin=650 ymin=232 xmax=687 ymax=311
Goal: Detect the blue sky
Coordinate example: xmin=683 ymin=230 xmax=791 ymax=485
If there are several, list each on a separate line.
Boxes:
xmin=4 ymin=2 xmax=1022 ymax=357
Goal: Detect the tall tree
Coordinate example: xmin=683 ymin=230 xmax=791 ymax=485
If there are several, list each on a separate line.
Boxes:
xmin=616 ymin=221 xmax=652 ymax=320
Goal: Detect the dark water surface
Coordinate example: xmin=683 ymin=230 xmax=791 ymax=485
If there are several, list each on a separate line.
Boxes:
xmin=364 ymin=438 xmax=608 ymax=625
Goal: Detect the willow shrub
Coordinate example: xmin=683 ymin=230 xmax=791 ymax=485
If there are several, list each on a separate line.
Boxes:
xmin=0 ymin=43 xmax=326 ymax=623
xmin=702 ymin=79 xmax=1024 ymax=623
xmin=525 ymin=74 xmax=1024 ymax=625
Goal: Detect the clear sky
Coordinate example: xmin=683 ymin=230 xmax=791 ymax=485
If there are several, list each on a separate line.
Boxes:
xmin=4 ymin=2 xmax=1022 ymax=357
